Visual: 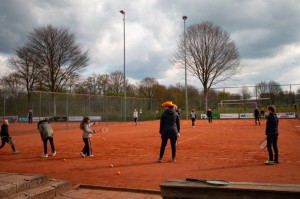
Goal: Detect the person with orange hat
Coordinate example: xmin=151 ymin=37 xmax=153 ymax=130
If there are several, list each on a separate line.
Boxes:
xmin=158 ymin=101 xmax=180 ymax=163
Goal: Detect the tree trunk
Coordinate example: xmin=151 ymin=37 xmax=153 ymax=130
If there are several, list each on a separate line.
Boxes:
xmin=203 ymin=89 xmax=208 ymax=112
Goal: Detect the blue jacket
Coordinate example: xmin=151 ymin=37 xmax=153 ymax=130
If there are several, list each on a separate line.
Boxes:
xmin=160 ymin=108 xmax=180 ymax=139
xmin=266 ymin=113 xmax=279 ymax=135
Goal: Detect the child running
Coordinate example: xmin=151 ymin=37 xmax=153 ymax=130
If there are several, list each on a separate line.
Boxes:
xmin=254 ymin=107 xmax=260 ymax=125
xmin=38 ymin=119 xmax=56 ymax=158
xmin=80 ymin=117 xmax=98 ymax=158
xmin=0 ymin=120 xmax=20 ymax=154
xmin=207 ymin=108 xmax=213 ymax=123
xmin=190 ymin=109 xmax=196 ymax=128
xmin=264 ymin=106 xmax=279 ymax=165
xmin=133 ymin=108 xmax=138 ymax=126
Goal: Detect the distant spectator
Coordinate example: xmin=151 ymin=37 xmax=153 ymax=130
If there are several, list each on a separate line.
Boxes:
xmin=207 ymin=109 xmax=213 ymax=123
xmin=28 ymin=110 xmax=33 ymax=124
xmin=190 ymin=109 xmax=196 ymax=128
xmin=133 ymin=108 xmax=138 ymax=126
xmin=254 ymin=107 xmax=260 ymax=125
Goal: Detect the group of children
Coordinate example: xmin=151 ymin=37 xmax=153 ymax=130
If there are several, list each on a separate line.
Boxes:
xmin=1 ymin=105 xmax=280 ymax=165
xmin=0 ymin=116 xmax=101 ymax=158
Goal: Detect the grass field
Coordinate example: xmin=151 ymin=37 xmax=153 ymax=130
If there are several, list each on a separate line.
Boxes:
xmin=0 ymin=119 xmax=299 ymax=190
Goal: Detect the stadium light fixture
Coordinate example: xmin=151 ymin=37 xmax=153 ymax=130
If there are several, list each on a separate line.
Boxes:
xmin=119 ymin=10 xmax=126 ymax=121
xmin=183 ymin=16 xmax=188 ymax=119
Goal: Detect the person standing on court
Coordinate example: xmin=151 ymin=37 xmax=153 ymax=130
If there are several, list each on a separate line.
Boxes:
xmin=260 ymin=108 xmax=265 ymax=121
xmin=133 ymin=108 xmax=138 ymax=126
xmin=0 ymin=120 xmax=20 ymax=154
xmin=264 ymin=106 xmax=279 ymax=165
xmin=158 ymin=101 xmax=180 ymax=163
xmin=254 ymin=107 xmax=260 ymax=125
xmin=207 ymin=108 xmax=213 ymax=123
xmin=175 ymin=106 xmax=181 ymax=118
xmin=28 ymin=110 xmax=33 ymax=124
xmin=38 ymin=119 xmax=56 ymax=158
xmin=190 ymin=109 xmax=196 ymax=128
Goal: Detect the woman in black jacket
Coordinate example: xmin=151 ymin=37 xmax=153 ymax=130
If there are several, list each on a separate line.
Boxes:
xmin=158 ymin=101 xmax=180 ymax=163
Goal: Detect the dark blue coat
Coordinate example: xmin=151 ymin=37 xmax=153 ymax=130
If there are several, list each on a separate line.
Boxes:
xmin=266 ymin=113 xmax=279 ymax=135
xmin=160 ymin=108 xmax=180 ymax=139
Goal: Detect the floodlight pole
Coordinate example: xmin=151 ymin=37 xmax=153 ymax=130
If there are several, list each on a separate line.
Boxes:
xmin=183 ymin=16 xmax=188 ymax=120
xmin=120 ymin=10 xmax=126 ymax=122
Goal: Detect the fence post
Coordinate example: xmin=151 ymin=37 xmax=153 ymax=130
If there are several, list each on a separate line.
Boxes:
xmin=39 ymin=92 xmax=41 ymax=121
xmin=3 ymin=96 xmax=5 ymax=121
xmin=66 ymin=94 xmax=69 ymax=129
xmin=88 ymin=95 xmax=91 ymax=116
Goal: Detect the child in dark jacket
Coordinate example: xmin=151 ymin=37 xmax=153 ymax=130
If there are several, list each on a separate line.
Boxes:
xmin=254 ymin=107 xmax=260 ymax=125
xmin=264 ymin=106 xmax=279 ymax=165
xmin=0 ymin=120 xmax=20 ymax=154
xmin=207 ymin=109 xmax=213 ymax=123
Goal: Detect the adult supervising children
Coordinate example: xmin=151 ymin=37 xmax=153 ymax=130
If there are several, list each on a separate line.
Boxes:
xmin=158 ymin=101 xmax=180 ymax=163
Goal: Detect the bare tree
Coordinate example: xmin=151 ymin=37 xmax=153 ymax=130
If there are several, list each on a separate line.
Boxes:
xmin=109 ymin=71 xmax=126 ymax=94
xmin=96 ymin=74 xmax=110 ymax=95
xmin=173 ymin=21 xmax=240 ymax=110
xmin=8 ymin=47 xmax=41 ymax=108
xmin=23 ymin=25 xmax=89 ymax=115
xmin=0 ymin=73 xmax=25 ymax=93
xmin=255 ymin=81 xmax=282 ymax=104
xmin=26 ymin=25 xmax=89 ymax=92
xmin=240 ymin=86 xmax=251 ymax=100
xmin=139 ymin=77 xmax=159 ymax=98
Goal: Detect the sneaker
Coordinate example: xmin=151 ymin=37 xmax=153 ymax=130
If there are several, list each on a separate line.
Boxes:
xmin=80 ymin=152 xmax=85 ymax=158
xmin=172 ymin=158 xmax=176 ymax=163
xmin=13 ymin=151 xmax=20 ymax=155
xmin=274 ymin=160 xmax=279 ymax=164
xmin=264 ymin=160 xmax=275 ymax=165
xmin=41 ymin=154 xmax=48 ymax=158
xmin=52 ymin=151 xmax=56 ymax=156
xmin=157 ymin=158 xmax=162 ymax=163
xmin=87 ymin=155 xmax=94 ymax=157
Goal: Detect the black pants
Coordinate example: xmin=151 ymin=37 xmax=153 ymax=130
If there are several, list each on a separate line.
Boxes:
xmin=134 ymin=118 xmax=138 ymax=125
xmin=267 ymin=134 xmax=278 ymax=161
xmin=255 ymin=117 xmax=260 ymax=125
xmin=159 ymin=138 xmax=177 ymax=159
xmin=191 ymin=118 xmax=196 ymax=126
xmin=0 ymin=138 xmax=16 ymax=152
xmin=82 ymin=138 xmax=92 ymax=156
xmin=43 ymin=137 xmax=55 ymax=154
xmin=208 ymin=116 xmax=212 ymax=123
xmin=28 ymin=117 xmax=32 ymax=124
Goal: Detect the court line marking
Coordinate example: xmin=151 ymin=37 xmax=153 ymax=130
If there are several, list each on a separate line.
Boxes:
xmin=178 ymin=132 xmax=209 ymax=144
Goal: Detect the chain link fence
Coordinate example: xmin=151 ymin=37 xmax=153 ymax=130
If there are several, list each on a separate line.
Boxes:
xmin=0 ymin=91 xmax=162 ymax=123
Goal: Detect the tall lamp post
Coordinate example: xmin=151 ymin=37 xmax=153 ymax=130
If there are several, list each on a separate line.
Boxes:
xmin=183 ymin=16 xmax=188 ymax=120
xmin=120 ymin=10 xmax=126 ymax=122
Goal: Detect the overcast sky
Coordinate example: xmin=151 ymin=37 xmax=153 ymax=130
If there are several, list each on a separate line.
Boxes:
xmin=0 ymin=0 xmax=299 ymax=91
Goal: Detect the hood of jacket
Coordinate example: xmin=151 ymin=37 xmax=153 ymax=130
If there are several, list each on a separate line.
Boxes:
xmin=164 ymin=108 xmax=176 ymax=115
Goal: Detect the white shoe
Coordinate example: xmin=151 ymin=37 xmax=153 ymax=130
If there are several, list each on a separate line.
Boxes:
xmin=87 ymin=155 xmax=94 ymax=157
xmin=41 ymin=154 xmax=48 ymax=158
xmin=52 ymin=151 xmax=56 ymax=156
xmin=80 ymin=152 xmax=85 ymax=158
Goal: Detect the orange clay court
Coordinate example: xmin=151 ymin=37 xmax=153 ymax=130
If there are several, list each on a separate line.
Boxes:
xmin=0 ymin=119 xmax=299 ymax=190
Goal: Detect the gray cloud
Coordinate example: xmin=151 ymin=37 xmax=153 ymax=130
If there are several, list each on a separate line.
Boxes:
xmin=0 ymin=0 xmax=299 ymax=86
